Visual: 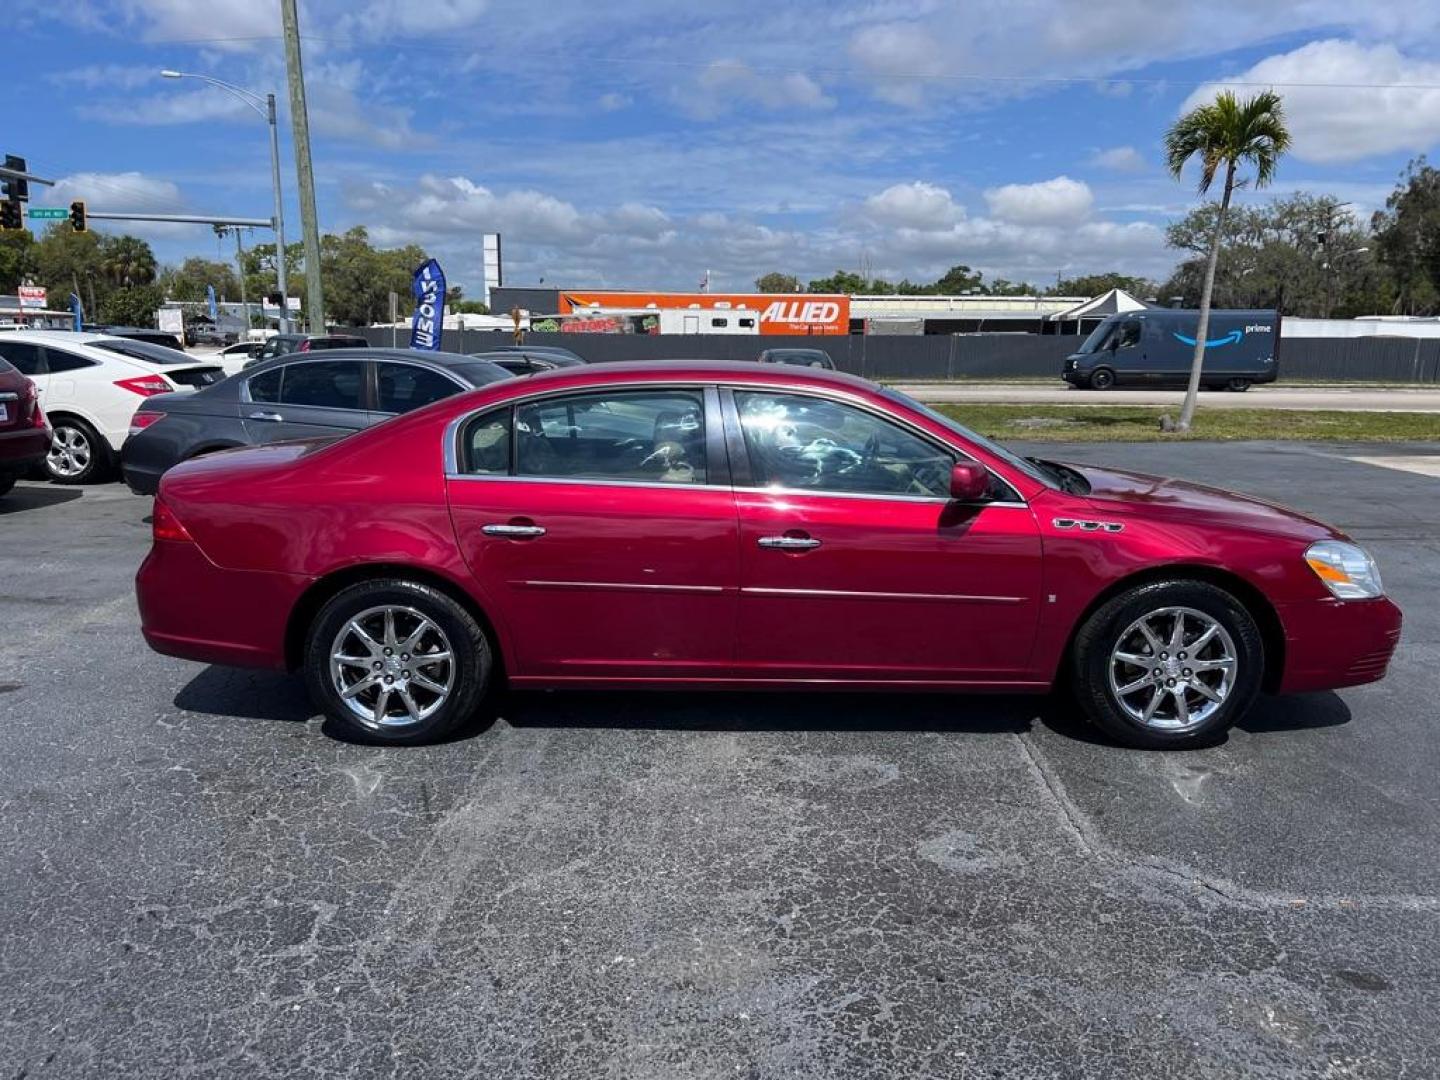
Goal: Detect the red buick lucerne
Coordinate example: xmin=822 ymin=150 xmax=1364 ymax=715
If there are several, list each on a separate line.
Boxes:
xmin=135 ymin=361 xmax=1402 ymax=749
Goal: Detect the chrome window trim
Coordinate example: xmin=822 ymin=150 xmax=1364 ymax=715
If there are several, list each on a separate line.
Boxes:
xmin=445 ymin=472 xmax=723 ymax=492
xmin=441 ymin=376 xmax=1031 ymax=507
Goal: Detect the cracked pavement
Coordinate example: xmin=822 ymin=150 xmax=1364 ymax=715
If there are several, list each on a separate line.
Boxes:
xmin=2 ymin=440 xmax=1437 ymax=1079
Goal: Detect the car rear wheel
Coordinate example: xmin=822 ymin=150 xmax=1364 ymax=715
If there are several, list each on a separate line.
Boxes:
xmin=1227 ymin=377 xmax=1251 ymax=392
xmin=1088 ymin=367 xmax=1115 ymax=391
xmin=304 ymin=579 xmax=494 ymax=745
xmin=1071 ymin=580 xmax=1263 ymax=749
xmin=46 ymin=417 xmax=111 ymax=485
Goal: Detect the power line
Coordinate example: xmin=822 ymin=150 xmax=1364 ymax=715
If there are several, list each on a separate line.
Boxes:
xmin=136 ymin=34 xmax=1440 ymax=93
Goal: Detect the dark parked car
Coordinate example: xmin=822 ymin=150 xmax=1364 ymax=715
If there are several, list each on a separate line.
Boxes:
xmin=121 ymin=348 xmax=513 ymax=495
xmin=482 ymin=344 xmax=586 ymax=364
xmin=758 ymin=348 xmax=836 ymax=370
xmin=0 ymin=358 xmax=50 ymax=498
xmin=470 ymin=348 xmax=587 ymax=375
xmin=91 ymin=326 xmax=188 ymax=351
xmin=247 ymin=333 xmax=370 ymax=366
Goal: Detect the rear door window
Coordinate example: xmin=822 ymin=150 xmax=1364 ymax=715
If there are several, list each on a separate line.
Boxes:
xmin=278 ymin=361 xmax=366 ymax=410
xmin=375 ymin=363 xmax=463 ymax=413
xmin=514 ymin=390 xmax=707 ymax=485
xmin=42 ymin=349 xmax=96 ymax=373
xmin=247 ymin=367 xmax=283 ymax=403
xmin=0 ymin=341 xmax=44 ymax=375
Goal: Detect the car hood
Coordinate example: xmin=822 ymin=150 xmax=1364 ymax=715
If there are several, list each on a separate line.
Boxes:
xmin=1066 ymin=462 xmax=1342 ymax=542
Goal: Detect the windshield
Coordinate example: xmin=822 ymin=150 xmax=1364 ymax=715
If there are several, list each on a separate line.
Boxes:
xmin=877 ymin=386 xmax=1058 ymax=490
xmin=1076 ymin=320 xmax=1117 ymax=354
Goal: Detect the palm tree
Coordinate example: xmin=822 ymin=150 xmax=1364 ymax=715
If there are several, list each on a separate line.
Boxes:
xmin=1164 ymin=90 xmax=1290 ymax=431
xmin=98 ymin=234 xmax=158 ymax=288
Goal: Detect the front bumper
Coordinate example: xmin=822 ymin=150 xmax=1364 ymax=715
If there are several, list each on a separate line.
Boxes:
xmin=1275 ymin=595 xmax=1403 ymax=693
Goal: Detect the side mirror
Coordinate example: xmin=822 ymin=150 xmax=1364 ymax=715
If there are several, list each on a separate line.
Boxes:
xmin=949 ymin=460 xmax=989 ymax=502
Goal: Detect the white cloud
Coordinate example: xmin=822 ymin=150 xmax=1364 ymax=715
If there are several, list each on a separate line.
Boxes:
xmin=47 ymin=172 xmax=200 ymax=241
xmin=49 ymin=64 xmax=159 ymax=91
xmin=687 ymin=59 xmax=835 ymax=117
xmin=597 ymin=92 xmax=632 ymax=112
xmin=1088 ymin=146 xmax=1146 ymax=172
xmin=984 ymin=176 xmax=1093 ymax=226
xmin=1181 ymin=40 xmax=1440 ymax=164
xmin=861 ymin=182 xmax=963 ymax=229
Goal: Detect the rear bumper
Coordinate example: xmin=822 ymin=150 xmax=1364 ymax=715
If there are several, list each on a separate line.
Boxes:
xmin=0 ymin=427 xmax=50 ymax=475
xmin=122 ymin=461 xmax=163 ymax=496
xmin=137 ymin=539 xmax=311 ymax=671
xmin=1275 ymin=595 xmax=1403 ymax=693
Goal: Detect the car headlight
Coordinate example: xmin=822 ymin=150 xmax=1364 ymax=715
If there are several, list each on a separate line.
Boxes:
xmin=1305 ymin=540 xmax=1384 ymax=599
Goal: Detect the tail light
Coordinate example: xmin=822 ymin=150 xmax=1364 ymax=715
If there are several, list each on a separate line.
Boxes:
xmin=152 ymin=498 xmax=194 ymax=543
xmin=129 ymin=411 xmax=166 ymax=436
xmin=33 ymin=404 xmax=49 ymax=431
xmin=116 ymin=376 xmax=172 ymax=397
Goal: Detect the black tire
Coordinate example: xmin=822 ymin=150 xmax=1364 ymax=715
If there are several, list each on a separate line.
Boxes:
xmin=1227 ymin=377 xmax=1251 ymax=392
xmin=0 ymin=474 xmax=14 ymax=499
xmin=303 ymin=578 xmax=494 ymax=746
xmin=1089 ymin=368 xmax=1116 ymax=391
xmin=1071 ymin=580 xmax=1263 ymax=749
xmin=45 ymin=416 xmax=112 ymax=485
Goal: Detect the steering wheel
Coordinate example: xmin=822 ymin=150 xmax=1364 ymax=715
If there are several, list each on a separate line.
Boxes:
xmin=860 ymin=431 xmax=881 ymax=469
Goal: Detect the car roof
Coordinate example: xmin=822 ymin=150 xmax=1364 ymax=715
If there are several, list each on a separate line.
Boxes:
xmin=240 ymin=346 xmax=509 ymax=378
xmin=511 ymin=358 xmax=872 ymax=392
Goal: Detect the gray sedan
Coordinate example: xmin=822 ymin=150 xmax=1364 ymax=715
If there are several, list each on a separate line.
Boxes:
xmin=120 ymin=348 xmax=512 ymax=495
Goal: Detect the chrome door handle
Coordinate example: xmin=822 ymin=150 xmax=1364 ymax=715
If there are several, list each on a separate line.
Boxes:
xmin=758 ymin=535 xmax=821 ymax=550
xmin=248 ymin=410 xmax=284 ymax=422
xmin=482 ymin=523 xmax=547 ymax=538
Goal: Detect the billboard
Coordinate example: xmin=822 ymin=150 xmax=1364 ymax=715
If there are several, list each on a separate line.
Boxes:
xmin=559 ymin=291 xmax=850 ymax=335
xmin=17 ymin=285 xmax=46 ymax=309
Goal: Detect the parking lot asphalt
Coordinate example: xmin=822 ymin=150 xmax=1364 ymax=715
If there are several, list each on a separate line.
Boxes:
xmin=2 ymin=440 xmax=1438 ymax=1080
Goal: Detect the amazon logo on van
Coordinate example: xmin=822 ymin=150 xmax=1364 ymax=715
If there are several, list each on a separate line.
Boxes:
xmin=1172 ymin=329 xmax=1244 ymax=348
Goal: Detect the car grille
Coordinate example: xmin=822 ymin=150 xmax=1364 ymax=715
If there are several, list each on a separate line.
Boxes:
xmin=1345 ymin=626 xmax=1402 ymax=682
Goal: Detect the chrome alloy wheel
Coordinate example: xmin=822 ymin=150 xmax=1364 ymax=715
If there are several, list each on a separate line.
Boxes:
xmin=47 ymin=426 xmax=92 ymax=478
xmin=1108 ymin=606 xmax=1237 ymax=731
xmin=329 ymin=605 xmax=456 ymax=730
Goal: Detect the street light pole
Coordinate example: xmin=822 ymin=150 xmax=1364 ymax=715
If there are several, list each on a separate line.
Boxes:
xmin=159 ymin=70 xmax=292 ymax=332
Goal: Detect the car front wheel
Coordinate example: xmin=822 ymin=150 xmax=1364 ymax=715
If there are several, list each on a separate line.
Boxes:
xmin=1088 ymin=367 xmax=1115 ymax=390
xmin=1071 ymin=580 xmax=1263 ymax=749
xmin=304 ymin=578 xmax=494 ymax=745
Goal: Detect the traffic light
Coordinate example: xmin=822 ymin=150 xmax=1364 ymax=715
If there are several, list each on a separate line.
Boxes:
xmin=0 ymin=199 xmax=21 ymax=231
xmin=69 ymin=200 xmax=86 ymax=233
xmin=2 ymin=155 xmax=27 ymax=202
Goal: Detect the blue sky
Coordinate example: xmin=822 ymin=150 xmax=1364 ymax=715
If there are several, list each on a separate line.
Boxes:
xmin=13 ymin=0 xmax=1440 ymax=297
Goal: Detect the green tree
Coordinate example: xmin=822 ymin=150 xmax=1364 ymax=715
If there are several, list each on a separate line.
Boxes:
xmin=454 ymin=300 xmax=490 ymax=315
xmin=0 ymin=229 xmax=35 ymax=295
xmin=1051 ymin=272 xmax=1156 ymax=298
xmin=1161 ymin=193 xmax=1377 ymax=316
xmin=806 ymin=269 xmax=869 ymax=293
xmin=755 ymin=272 xmax=801 ymax=292
xmin=1164 ymin=89 xmax=1290 ymax=431
xmin=933 ymin=264 xmax=984 ymax=294
xmin=98 ymin=234 xmax=158 ymax=288
xmin=1371 ymin=157 xmax=1440 ymax=315
xmin=99 ymin=284 xmax=164 ymax=327
xmin=31 ymin=225 xmax=107 ymax=315
xmin=159 ymin=258 xmax=239 ymax=304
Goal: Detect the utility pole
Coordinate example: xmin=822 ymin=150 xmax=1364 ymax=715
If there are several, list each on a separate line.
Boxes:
xmin=234 ymin=228 xmax=251 ymax=338
xmin=281 ymin=0 xmax=324 ymax=332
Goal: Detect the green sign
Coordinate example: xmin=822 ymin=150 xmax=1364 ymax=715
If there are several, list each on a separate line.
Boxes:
xmin=26 ymin=207 xmax=68 ymax=220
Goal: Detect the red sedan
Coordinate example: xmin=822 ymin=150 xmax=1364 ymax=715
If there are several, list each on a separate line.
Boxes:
xmin=136 ymin=361 xmax=1401 ymax=749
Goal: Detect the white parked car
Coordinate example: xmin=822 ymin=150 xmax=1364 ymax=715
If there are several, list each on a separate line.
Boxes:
xmin=0 ymin=330 xmax=224 ymax=484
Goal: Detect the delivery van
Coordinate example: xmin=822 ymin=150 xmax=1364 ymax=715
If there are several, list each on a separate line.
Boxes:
xmin=1062 ymin=308 xmax=1279 ymax=391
